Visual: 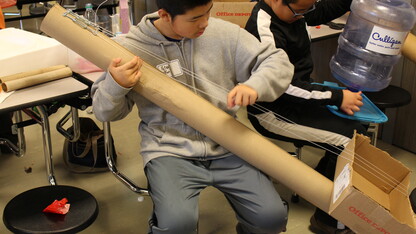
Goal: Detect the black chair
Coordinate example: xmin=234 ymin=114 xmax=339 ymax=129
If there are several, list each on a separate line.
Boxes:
xmin=364 ymin=85 xmax=412 ymax=112
xmin=3 ymin=185 xmax=98 ymax=234
xmin=364 ymin=85 xmax=412 ymax=146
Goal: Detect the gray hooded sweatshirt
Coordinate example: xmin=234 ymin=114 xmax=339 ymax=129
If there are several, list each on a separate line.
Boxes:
xmin=91 ymin=12 xmax=294 ymax=166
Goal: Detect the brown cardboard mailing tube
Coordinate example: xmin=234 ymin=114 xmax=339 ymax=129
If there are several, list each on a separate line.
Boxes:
xmin=403 ymin=33 xmax=416 ymax=64
xmin=1 ymin=67 xmax=73 ymax=92
xmin=41 ymin=4 xmax=334 ymax=212
xmin=0 ymin=64 xmax=67 ymax=83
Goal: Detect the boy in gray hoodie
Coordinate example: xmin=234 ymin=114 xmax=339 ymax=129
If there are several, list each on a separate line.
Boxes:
xmin=92 ymin=0 xmax=294 ymax=233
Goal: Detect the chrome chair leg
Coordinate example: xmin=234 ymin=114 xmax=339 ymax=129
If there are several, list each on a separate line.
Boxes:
xmin=56 ymin=107 xmax=80 ymax=142
xmin=0 ymin=111 xmax=26 ymax=156
xmin=38 ymin=105 xmax=57 ymax=185
xmin=367 ymin=122 xmax=379 ymax=146
xmin=103 ymin=121 xmax=149 ymax=196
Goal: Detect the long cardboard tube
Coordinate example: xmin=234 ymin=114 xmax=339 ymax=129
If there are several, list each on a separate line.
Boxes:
xmin=403 ymin=33 xmax=416 ymax=63
xmin=0 ymin=64 xmax=67 ymax=83
xmin=41 ymin=4 xmax=333 ymax=211
xmin=1 ymin=67 xmax=73 ymax=92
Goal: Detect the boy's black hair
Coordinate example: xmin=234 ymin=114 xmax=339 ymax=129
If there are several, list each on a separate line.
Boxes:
xmin=156 ymin=0 xmax=212 ymax=19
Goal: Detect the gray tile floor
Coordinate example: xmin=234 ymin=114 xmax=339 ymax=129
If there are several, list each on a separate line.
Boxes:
xmin=2 ymin=6 xmax=416 ymax=233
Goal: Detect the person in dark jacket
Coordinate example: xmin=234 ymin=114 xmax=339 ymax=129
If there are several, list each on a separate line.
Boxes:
xmin=245 ymin=0 xmax=367 ymax=233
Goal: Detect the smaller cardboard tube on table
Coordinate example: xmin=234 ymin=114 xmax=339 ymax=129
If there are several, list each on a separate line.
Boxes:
xmin=0 ymin=65 xmax=67 ymax=83
xmin=1 ymin=67 xmax=73 ymax=92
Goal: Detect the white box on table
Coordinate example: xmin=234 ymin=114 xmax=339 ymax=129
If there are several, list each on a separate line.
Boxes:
xmin=0 ymin=28 xmax=68 ymax=77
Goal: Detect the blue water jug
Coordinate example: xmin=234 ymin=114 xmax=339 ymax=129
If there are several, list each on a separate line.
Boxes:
xmin=330 ymin=0 xmax=416 ymax=91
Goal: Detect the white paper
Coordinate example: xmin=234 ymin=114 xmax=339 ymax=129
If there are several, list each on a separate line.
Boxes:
xmin=0 ymin=90 xmax=14 ymax=103
xmin=333 ymin=164 xmax=351 ymax=203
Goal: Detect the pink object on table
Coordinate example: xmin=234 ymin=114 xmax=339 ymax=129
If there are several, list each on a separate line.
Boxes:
xmin=119 ymin=0 xmax=130 ymax=34
xmin=0 ymin=0 xmax=17 ymax=9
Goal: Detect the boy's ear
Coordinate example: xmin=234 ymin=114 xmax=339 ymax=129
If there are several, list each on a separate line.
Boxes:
xmin=158 ymin=9 xmax=172 ymax=23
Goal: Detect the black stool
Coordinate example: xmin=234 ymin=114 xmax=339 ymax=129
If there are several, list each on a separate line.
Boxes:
xmin=3 ymin=185 xmax=98 ymax=234
xmin=364 ymin=85 xmax=412 ymax=112
xmin=364 ymin=85 xmax=412 ymax=146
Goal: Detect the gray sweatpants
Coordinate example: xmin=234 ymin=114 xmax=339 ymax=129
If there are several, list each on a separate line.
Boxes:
xmin=145 ymin=155 xmax=287 ymax=234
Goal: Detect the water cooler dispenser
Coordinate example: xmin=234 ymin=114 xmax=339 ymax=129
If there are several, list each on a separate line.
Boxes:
xmin=330 ymin=0 xmax=416 ymax=91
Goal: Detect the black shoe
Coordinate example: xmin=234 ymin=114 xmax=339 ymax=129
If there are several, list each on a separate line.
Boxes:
xmin=309 ymin=214 xmax=355 ymax=234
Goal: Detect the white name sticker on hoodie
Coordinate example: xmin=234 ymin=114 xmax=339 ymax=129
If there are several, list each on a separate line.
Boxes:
xmin=156 ymin=59 xmax=183 ymax=78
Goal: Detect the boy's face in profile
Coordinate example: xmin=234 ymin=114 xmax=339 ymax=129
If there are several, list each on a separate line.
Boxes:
xmin=159 ymin=2 xmax=213 ymax=40
xmin=272 ymin=0 xmax=316 ymax=24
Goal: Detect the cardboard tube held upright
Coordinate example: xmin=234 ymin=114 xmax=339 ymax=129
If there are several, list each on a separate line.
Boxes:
xmin=41 ymin=4 xmax=333 ymax=212
xmin=403 ymin=33 xmax=416 ymax=63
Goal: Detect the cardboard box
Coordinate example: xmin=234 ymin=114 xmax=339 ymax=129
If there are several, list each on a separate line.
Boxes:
xmin=330 ymin=133 xmax=416 ymax=234
xmin=0 ymin=28 xmax=68 ymax=77
xmin=211 ymin=2 xmax=256 ymax=28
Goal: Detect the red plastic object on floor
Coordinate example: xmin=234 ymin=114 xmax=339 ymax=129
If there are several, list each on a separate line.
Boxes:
xmin=43 ymin=198 xmax=71 ymax=215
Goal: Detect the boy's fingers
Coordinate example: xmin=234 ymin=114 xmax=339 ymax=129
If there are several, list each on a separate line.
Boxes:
xmin=135 ymin=59 xmax=143 ymax=71
xmin=227 ymin=93 xmax=236 ymax=108
xmin=241 ymin=94 xmax=249 ymax=106
xmin=110 ymin=58 xmax=122 ymax=68
xmin=117 ymin=56 xmax=137 ymax=70
xmin=234 ymin=92 xmax=242 ymax=106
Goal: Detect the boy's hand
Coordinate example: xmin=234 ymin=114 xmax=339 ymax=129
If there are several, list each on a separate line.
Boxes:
xmin=227 ymin=84 xmax=258 ymax=109
xmin=108 ymin=56 xmax=143 ymax=88
xmin=340 ymin=89 xmax=364 ymax=115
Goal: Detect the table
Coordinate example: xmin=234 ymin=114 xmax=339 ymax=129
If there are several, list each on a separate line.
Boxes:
xmin=309 ymin=13 xmax=348 ymax=42
xmin=0 ymin=75 xmax=89 ymax=185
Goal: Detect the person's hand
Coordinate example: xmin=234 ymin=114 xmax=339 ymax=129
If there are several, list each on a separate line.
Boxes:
xmin=108 ymin=56 xmax=142 ymax=88
xmin=340 ymin=89 xmax=363 ymax=115
xmin=227 ymin=84 xmax=258 ymax=109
